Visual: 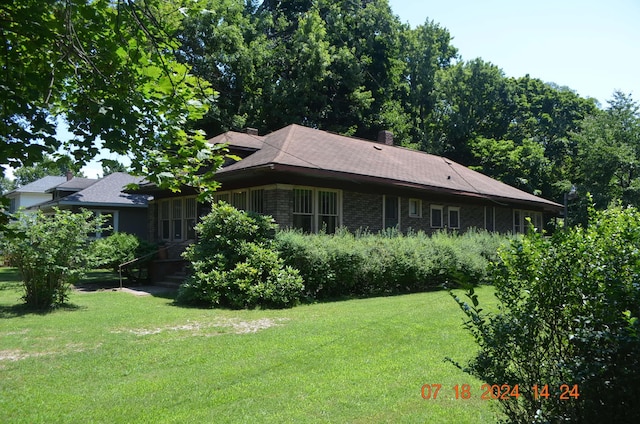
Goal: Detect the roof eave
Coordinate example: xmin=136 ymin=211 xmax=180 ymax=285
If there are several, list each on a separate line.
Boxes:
xmin=217 ymin=163 xmax=563 ymax=212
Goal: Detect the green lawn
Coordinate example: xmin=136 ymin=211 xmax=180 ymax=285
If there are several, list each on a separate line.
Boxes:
xmin=0 ymin=268 xmax=502 ymax=423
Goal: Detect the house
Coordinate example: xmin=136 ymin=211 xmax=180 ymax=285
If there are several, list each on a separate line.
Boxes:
xmin=5 ymin=175 xmax=68 ymax=213
xmin=138 ymin=124 xmax=562 ymax=245
xmin=29 ymin=172 xmax=150 ymax=239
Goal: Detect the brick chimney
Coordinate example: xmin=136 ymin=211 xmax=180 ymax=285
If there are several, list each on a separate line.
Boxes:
xmin=377 ymin=130 xmax=394 ymax=146
xmin=66 ymin=170 xmax=74 ymax=181
xmin=243 ymin=127 xmax=259 ymax=136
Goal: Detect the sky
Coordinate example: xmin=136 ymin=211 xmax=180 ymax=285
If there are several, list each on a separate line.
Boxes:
xmin=388 ymin=0 xmax=640 ymax=106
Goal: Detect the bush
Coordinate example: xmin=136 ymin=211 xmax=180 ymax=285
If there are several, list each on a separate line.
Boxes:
xmin=275 ymin=228 xmax=507 ymax=299
xmin=177 ymin=202 xmax=303 ymax=309
xmin=91 ymin=233 xmax=157 ymax=273
xmin=450 ymin=205 xmax=640 ymax=423
xmin=1 ymin=209 xmax=106 ymax=309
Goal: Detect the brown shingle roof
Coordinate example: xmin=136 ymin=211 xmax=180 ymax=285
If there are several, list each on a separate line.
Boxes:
xmin=213 ymin=124 xmax=561 ymax=210
xmin=208 ymin=131 xmax=264 ymax=150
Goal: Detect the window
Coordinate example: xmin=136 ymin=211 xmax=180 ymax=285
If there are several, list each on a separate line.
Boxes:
xmin=448 ymin=207 xmax=460 ymax=229
xmin=318 ymin=190 xmax=339 ymax=233
xmin=158 ymin=197 xmax=197 ymax=241
xmin=292 ymin=187 xmax=341 ymax=233
xmin=90 ymin=210 xmax=117 ymax=239
xmin=293 ymin=188 xmax=314 ymax=232
xmin=249 ymin=189 xmax=264 ymax=213
xmin=430 ymin=205 xmax=443 ymax=228
xmin=231 ymin=191 xmax=247 ymax=210
xmin=513 ymin=209 xmax=543 ymax=233
xmin=185 ymin=197 xmax=197 ymax=240
xmin=215 ymin=189 xmax=264 ymax=213
xmin=214 ymin=193 xmax=230 ymax=204
xmin=485 ymin=206 xmax=495 ymax=232
xmin=172 ymin=199 xmax=182 ymax=240
xmin=384 ymin=195 xmax=399 ymax=229
xmin=409 ymin=199 xmax=422 ymax=218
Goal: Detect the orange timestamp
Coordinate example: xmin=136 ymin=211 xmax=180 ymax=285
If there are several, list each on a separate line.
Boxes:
xmin=421 ymin=383 xmax=580 ymax=400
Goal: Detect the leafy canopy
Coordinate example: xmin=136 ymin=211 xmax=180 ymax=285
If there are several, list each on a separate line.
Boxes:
xmin=450 ymin=203 xmax=640 ymax=422
xmin=1 ymin=0 xmax=225 ymax=195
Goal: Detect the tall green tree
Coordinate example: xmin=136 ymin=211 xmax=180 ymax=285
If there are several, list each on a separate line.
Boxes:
xmin=573 ymin=91 xmax=640 ymax=211
xmin=401 ymin=20 xmax=458 ymax=150
xmin=432 ymin=58 xmax=512 ymax=162
xmin=176 ymin=0 xmax=268 ymax=135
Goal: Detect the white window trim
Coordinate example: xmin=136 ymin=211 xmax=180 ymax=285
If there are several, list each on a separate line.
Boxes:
xmin=293 ymin=187 xmax=343 ymax=233
xmin=448 ymin=206 xmax=461 ymax=229
xmin=513 ymin=209 xmax=543 ymax=233
xmin=430 ymin=204 xmax=444 ymax=228
xmin=408 ymin=198 xmax=422 ymax=218
xmin=214 ymin=188 xmax=265 ymax=213
xmin=158 ymin=196 xmax=197 ymax=242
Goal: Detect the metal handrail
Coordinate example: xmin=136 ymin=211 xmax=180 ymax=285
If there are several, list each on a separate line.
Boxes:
xmin=118 ymin=241 xmax=185 ymax=288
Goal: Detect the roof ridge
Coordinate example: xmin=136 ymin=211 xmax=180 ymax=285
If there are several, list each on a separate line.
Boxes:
xmin=270 ymin=125 xmax=298 ymax=164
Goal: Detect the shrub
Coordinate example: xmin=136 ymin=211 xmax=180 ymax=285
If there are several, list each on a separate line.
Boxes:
xmin=275 ymin=228 xmax=508 ymax=299
xmin=450 ymin=205 xmax=640 ymax=423
xmin=1 ymin=209 xmax=106 ymax=309
xmin=91 ymin=233 xmax=157 ymax=273
xmin=177 ymin=202 xmax=303 ymax=309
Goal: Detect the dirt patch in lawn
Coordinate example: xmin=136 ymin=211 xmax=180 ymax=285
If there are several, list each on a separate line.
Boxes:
xmin=114 ymin=317 xmax=288 ymax=337
xmin=0 ymin=343 xmax=97 ymax=365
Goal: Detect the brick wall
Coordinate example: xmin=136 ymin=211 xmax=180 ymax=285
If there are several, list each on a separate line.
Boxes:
xmin=264 ymin=187 xmax=293 ymax=228
xmin=343 ymin=191 xmax=383 ymax=232
xmin=343 ymin=192 xmax=515 ymax=235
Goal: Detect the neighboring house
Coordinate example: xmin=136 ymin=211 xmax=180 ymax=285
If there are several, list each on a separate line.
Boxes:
xmin=137 ymin=124 xmax=562 ymax=244
xmin=5 ymin=175 xmax=67 ymax=213
xmin=29 ymin=172 xmax=151 ymax=239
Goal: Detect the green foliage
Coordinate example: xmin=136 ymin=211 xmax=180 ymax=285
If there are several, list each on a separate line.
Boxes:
xmin=450 ymin=205 xmax=640 ymax=423
xmin=91 ymin=233 xmax=156 ymax=273
xmin=571 ymin=91 xmax=640 ymax=221
xmin=1 ymin=209 xmax=106 ymax=309
xmin=11 ymin=155 xmax=85 ymax=186
xmin=276 ymin=228 xmax=507 ymax=299
xmin=178 ymin=202 xmax=303 ymax=308
xmin=1 ymin=0 xmax=226 ymax=202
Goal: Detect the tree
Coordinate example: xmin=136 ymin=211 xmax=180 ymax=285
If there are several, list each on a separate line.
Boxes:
xmin=11 ymin=155 xmax=84 ymax=187
xmin=431 ymin=59 xmax=513 ymax=163
xmin=2 ymin=209 xmax=107 ymax=309
xmin=401 ymin=20 xmax=458 ymax=151
xmin=469 ymin=136 xmax=551 ymax=195
xmin=1 ymin=0 xmax=224 ymax=196
xmin=450 ymin=204 xmax=640 ymax=423
xmin=101 ymin=159 xmax=129 ymax=176
xmin=572 ymin=92 xmax=640 ymax=214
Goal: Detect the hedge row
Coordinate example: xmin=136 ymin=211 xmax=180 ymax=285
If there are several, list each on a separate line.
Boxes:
xmin=275 ymin=228 xmax=510 ymax=300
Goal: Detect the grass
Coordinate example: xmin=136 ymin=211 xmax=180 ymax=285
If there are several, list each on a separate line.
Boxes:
xmin=0 ymin=268 xmax=503 ymax=423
